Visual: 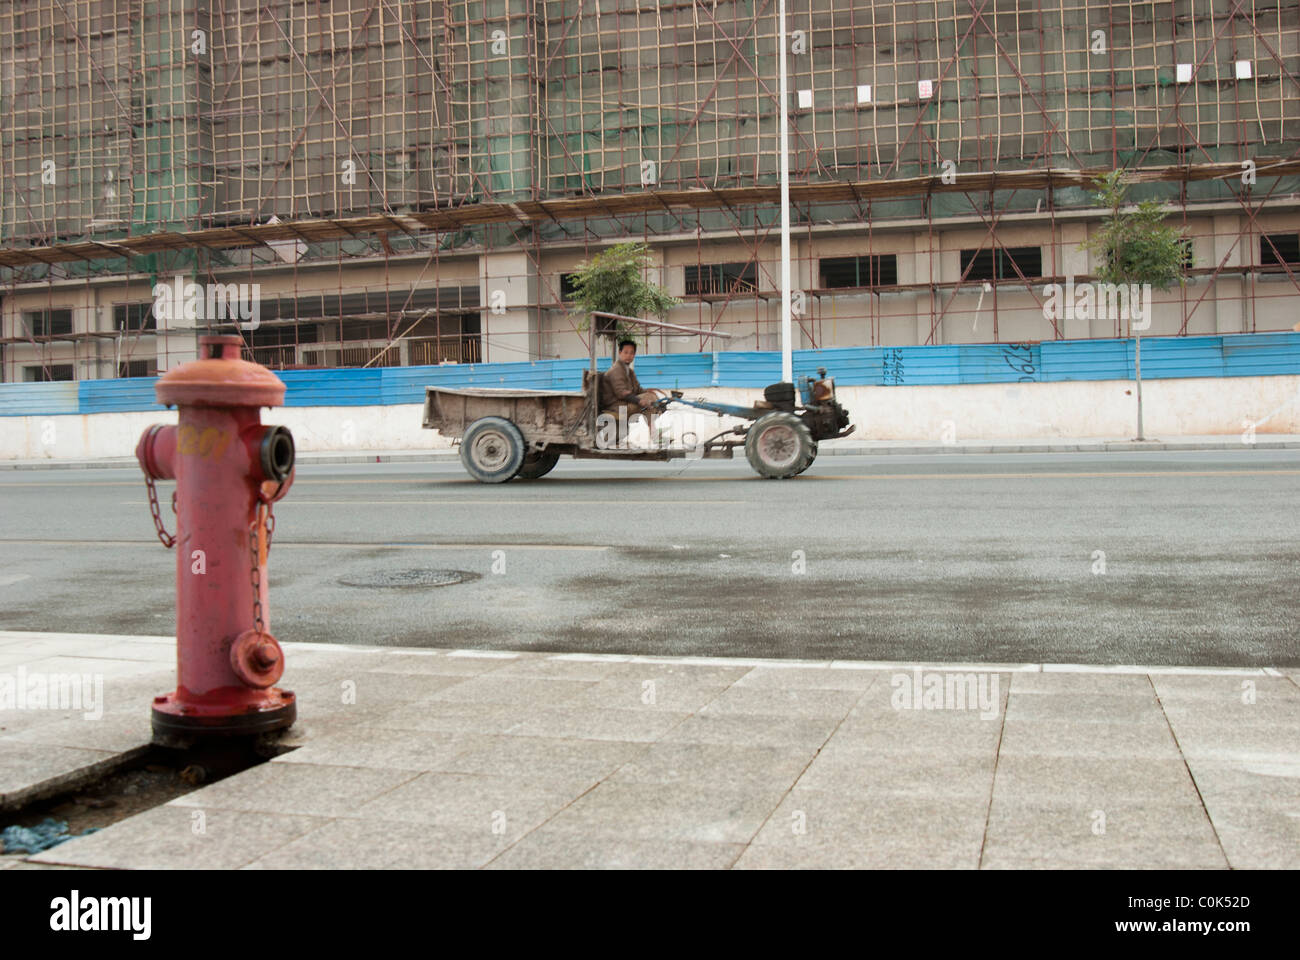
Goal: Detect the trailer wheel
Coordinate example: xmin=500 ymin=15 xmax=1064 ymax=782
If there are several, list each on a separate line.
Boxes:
xmin=745 ymin=412 xmax=815 ymax=479
xmin=460 ymin=417 xmax=526 ymax=483
xmin=515 ymin=449 xmax=561 ymax=480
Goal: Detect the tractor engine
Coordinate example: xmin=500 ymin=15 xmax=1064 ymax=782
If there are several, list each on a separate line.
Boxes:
xmin=768 ymin=368 xmax=851 ymax=442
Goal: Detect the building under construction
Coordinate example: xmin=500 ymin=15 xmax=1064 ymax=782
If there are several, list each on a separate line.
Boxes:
xmin=1 ymin=0 xmax=1298 ymax=381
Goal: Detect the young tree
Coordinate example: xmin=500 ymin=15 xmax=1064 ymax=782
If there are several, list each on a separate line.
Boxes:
xmin=1084 ymin=170 xmax=1190 ymax=290
xmin=567 ymin=242 xmax=680 ymax=348
xmin=1083 ymin=171 xmax=1190 ymax=440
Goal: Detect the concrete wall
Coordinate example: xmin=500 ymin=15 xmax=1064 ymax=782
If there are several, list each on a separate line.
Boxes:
xmin=4 ymin=375 xmax=1295 ymax=461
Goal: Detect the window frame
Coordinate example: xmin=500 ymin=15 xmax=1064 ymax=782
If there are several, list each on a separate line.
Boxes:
xmin=23 ymin=309 xmax=74 ymax=338
xmin=683 ymin=261 xmax=758 ymax=296
xmin=960 ymin=246 xmax=1043 ymax=282
xmin=819 ymin=254 xmax=900 ymax=289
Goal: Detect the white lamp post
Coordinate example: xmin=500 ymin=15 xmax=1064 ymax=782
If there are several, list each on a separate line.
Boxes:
xmin=778 ymin=0 xmax=792 ymax=384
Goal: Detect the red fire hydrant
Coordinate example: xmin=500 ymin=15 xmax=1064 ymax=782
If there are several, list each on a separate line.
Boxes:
xmin=136 ymin=335 xmax=297 ymax=739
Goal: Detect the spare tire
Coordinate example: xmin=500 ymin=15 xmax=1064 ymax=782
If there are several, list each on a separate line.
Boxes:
xmin=763 ymin=381 xmax=797 ymax=410
xmin=460 ymin=416 xmax=526 ymax=483
xmin=745 ymin=411 xmax=815 ymax=479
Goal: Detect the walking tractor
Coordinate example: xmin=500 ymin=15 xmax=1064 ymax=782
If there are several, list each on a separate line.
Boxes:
xmin=422 ymin=312 xmax=855 ymax=482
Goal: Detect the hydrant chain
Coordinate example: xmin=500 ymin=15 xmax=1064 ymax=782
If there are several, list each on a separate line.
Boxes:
xmin=249 ymin=504 xmax=269 ymax=636
xmin=250 ymin=512 xmax=266 ymax=632
xmin=145 ymin=475 xmax=176 ymax=549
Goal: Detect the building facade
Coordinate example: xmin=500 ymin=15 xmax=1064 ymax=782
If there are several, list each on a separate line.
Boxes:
xmin=2 ymin=0 xmax=1298 ymax=381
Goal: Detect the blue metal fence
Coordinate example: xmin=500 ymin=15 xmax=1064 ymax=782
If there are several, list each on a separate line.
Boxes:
xmin=1 ymin=381 xmax=80 ymax=416
xmin=5 ymin=332 xmax=1296 ymax=417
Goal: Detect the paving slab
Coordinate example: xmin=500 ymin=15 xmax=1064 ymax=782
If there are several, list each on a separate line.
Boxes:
xmin=5 ymin=710 xmax=153 ymax=753
xmin=0 ymin=739 xmax=141 ymax=810
xmin=1152 ymin=675 xmax=1300 ymax=702
xmin=1202 ymin=802 xmax=1300 ymax=869
xmin=567 ymin=677 xmax=733 ymax=713
xmin=348 ymin=772 xmax=590 ymax=843
xmin=269 ymin=726 xmax=483 ymax=773
xmin=744 ymin=791 xmax=988 ymax=869
xmin=434 ymin=735 xmax=648 ymax=787
xmin=485 ymin=833 xmax=744 ymax=870
xmin=795 ymin=746 xmax=997 ymax=798
xmin=19 ymin=655 xmax=171 ymax=680
xmin=505 ymin=705 xmax=694 ymax=743
xmin=1160 ymin=699 xmax=1300 ymax=728
xmin=0 ymin=707 xmax=92 ymax=738
xmin=362 ymin=650 xmax=517 ymax=677
xmin=996 ymin=717 xmax=1180 ymax=758
xmin=1006 ymin=692 xmax=1166 ymax=725
xmin=242 ymin=818 xmax=511 ymax=870
xmin=287 ymin=670 xmax=470 ymax=704
xmin=611 ymin=741 xmax=815 ymax=792
xmin=733 ymin=666 xmax=884 ymax=691
xmin=1164 ymin=720 xmax=1300 ymax=759
xmin=479 ymin=656 xmax=648 ymax=682
xmin=990 ymin=754 xmax=1202 ymax=804
xmin=982 ymin=799 xmax=1227 ymax=869
xmin=542 ymin=781 xmax=786 ymax=845
xmin=428 ymin=675 xmax=598 ymax=707
xmin=1182 ymin=754 xmax=1300 ymax=807
xmin=374 ymin=700 xmax=537 ymax=736
xmin=29 ymin=805 xmax=329 ymax=870
xmin=291 ymin=694 xmax=436 ymax=732
xmin=1009 ymin=672 xmax=1157 ymax=696
xmin=832 ymin=707 xmax=1004 ymax=755
xmin=87 ymin=642 xmax=177 ymax=663
xmin=698 ymin=685 xmax=866 ymax=719
xmin=167 ymin=761 xmax=418 ymax=818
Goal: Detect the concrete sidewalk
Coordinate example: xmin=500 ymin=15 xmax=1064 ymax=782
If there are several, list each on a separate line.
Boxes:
xmin=3 ymin=434 xmax=1299 ymax=470
xmin=1 ymin=631 xmax=1296 ymax=869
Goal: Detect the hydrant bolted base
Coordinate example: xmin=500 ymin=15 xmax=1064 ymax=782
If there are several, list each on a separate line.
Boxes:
xmin=151 ymin=689 xmax=297 ymax=740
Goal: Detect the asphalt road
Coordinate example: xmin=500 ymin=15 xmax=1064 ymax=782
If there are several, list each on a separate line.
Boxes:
xmin=1 ymin=450 xmax=1297 ymax=666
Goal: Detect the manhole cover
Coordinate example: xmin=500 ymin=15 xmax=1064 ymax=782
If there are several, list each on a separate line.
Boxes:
xmin=338 ymin=569 xmax=481 ymax=588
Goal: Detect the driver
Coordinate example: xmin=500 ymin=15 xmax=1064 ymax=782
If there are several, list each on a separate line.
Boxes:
xmin=599 ymin=340 xmax=662 ymax=429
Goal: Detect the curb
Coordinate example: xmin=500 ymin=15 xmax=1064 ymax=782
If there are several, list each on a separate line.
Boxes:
xmin=2 ymin=439 xmax=1297 ymax=471
xmin=0 ymin=745 xmax=151 ymax=815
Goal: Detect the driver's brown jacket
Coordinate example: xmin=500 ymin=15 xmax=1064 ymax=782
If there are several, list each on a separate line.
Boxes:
xmin=599 ymin=359 xmax=642 ymax=409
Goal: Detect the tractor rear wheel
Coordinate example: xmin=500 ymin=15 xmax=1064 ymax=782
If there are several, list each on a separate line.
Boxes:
xmin=515 ymin=449 xmax=561 ymax=479
xmin=460 ymin=416 xmax=526 ymax=483
xmin=794 ymin=441 xmax=818 ymax=475
xmin=745 ymin=412 xmax=815 ymax=479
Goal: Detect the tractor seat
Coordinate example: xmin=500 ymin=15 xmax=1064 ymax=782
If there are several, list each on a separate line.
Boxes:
xmin=582 ymin=368 xmax=607 ymax=404
xmin=752 ymin=400 xmax=774 ymax=410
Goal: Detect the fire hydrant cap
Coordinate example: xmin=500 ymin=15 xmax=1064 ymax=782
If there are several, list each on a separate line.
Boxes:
xmin=155 ymin=335 xmax=286 ymax=408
